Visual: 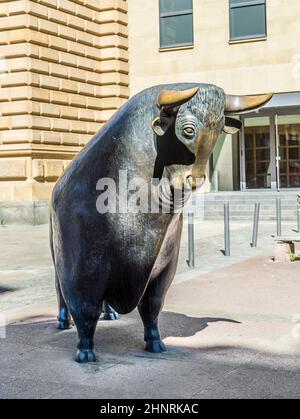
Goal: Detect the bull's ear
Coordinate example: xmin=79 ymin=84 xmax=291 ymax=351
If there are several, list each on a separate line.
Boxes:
xmin=152 ymin=116 xmax=175 ymax=136
xmin=223 ymin=116 xmax=242 ymax=135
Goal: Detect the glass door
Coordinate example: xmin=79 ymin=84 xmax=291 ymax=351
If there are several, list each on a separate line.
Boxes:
xmin=276 ymin=115 xmax=300 ymax=188
xmin=244 ymin=117 xmax=271 ymax=189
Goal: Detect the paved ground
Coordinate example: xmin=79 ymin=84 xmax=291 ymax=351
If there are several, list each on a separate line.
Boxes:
xmin=1 ymin=220 xmax=300 ymax=399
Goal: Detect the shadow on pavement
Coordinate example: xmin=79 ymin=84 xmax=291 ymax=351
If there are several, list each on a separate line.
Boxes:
xmin=1 ymin=311 xmax=300 ymax=399
xmin=159 ymin=311 xmax=240 ymax=338
xmin=4 ymin=310 xmax=240 ymax=356
xmin=0 ymin=286 xmax=17 ymax=294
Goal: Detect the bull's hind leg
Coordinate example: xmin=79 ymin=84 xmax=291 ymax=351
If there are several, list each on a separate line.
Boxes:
xmin=65 ymin=281 xmax=104 ymax=363
xmin=55 ymin=273 xmax=71 ymax=330
xmin=103 ymin=301 xmax=119 ymax=320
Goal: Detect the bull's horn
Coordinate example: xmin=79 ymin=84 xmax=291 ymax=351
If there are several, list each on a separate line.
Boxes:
xmin=157 ymin=87 xmax=199 ymax=110
xmin=225 ymin=93 xmax=273 ymax=115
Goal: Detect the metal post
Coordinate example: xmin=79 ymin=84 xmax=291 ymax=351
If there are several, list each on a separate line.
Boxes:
xmin=251 ymin=203 xmax=260 ymax=248
xmin=187 ymin=212 xmax=195 ymax=268
xmin=276 ymin=198 xmax=282 ymax=237
xmin=224 ymin=202 xmax=230 ymax=256
xmin=297 ymin=194 xmax=300 ymax=233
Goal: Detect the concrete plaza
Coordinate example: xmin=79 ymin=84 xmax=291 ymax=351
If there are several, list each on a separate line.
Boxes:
xmin=1 ymin=220 xmax=300 ymax=399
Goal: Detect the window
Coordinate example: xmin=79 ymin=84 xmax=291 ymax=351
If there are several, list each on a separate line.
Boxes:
xmin=159 ymin=0 xmax=194 ymax=49
xmin=229 ymin=0 xmax=267 ymax=41
xmin=244 ymin=117 xmax=271 ymax=189
xmin=277 ymin=115 xmax=300 ymax=188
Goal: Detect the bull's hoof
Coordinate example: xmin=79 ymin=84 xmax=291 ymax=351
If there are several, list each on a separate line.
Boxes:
xmin=57 ymin=319 xmax=71 ymax=330
xmin=103 ymin=305 xmax=119 ymax=321
xmin=57 ymin=308 xmax=71 ymax=330
xmin=75 ymin=349 xmax=96 ymax=363
xmin=103 ymin=311 xmax=119 ymax=321
xmin=145 ymin=340 xmax=167 ymax=353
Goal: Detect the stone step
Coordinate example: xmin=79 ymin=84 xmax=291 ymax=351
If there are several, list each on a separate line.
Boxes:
xmin=203 ymin=207 xmax=297 ymax=213
xmin=201 ymin=193 xmax=300 ymax=201
xmin=192 ymin=191 xmax=300 ymax=221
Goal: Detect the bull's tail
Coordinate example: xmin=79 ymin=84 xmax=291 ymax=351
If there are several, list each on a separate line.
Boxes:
xmin=49 ymin=210 xmax=56 ymax=267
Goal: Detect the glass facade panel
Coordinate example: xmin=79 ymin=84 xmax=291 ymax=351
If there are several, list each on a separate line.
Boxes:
xmin=244 ymin=117 xmax=271 ymax=189
xmin=277 ymin=115 xmax=300 ymax=188
xmin=229 ymin=1 xmax=266 ymax=40
xmin=160 ymin=0 xmax=192 ymax=14
xmin=160 ymin=14 xmax=193 ymax=47
xmin=231 ymin=0 xmax=257 ymax=4
xmin=160 ymin=0 xmax=193 ymax=48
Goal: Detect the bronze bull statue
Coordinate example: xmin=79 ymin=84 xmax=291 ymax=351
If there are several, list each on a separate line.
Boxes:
xmin=50 ymin=83 xmax=272 ymax=362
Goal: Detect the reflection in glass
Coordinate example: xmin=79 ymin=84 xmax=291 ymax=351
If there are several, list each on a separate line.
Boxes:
xmin=230 ymin=1 xmax=266 ymax=40
xmin=160 ymin=0 xmax=193 ymax=48
xmin=160 ymin=0 xmax=192 ymax=14
xmin=160 ymin=14 xmax=193 ymax=47
xmin=277 ymin=115 xmax=300 ymax=188
xmin=244 ymin=118 xmax=270 ymax=189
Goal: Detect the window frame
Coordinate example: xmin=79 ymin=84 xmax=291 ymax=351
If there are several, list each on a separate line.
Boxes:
xmin=229 ymin=0 xmax=267 ymax=42
xmin=159 ymin=0 xmax=194 ymax=50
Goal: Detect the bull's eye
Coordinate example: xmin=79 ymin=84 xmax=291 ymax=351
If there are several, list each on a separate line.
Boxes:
xmin=183 ymin=125 xmax=195 ymax=138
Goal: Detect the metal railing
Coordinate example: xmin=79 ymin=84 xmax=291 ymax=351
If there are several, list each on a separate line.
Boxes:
xmin=186 ymin=194 xmax=300 ymax=267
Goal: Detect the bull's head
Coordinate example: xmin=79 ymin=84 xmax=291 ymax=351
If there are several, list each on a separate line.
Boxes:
xmin=151 ymin=85 xmax=273 ymax=192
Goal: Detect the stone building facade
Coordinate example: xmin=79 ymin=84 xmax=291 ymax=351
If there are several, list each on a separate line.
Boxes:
xmin=1 ymin=0 xmax=300 ymax=223
xmin=0 ymin=0 xmax=128 ymax=205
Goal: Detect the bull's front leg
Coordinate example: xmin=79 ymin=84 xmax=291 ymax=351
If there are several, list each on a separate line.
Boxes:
xmin=138 ymin=282 xmax=167 ymax=353
xmin=138 ymin=261 xmax=178 ymax=353
xmin=138 ymin=217 xmax=182 ymax=353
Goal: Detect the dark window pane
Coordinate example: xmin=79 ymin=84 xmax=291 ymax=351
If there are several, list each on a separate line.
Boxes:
xmin=280 ymin=175 xmax=288 ymax=188
xmin=256 ymin=148 xmax=270 ymax=161
xmin=279 ymin=147 xmax=286 ymax=160
xmin=245 ymin=123 xmax=270 ymax=189
xmin=245 ymin=148 xmax=254 ymax=161
xmin=290 ymin=176 xmax=300 ymax=187
xmin=160 ymin=14 xmax=193 ymax=47
xmin=256 ymin=162 xmax=270 ymax=175
xmin=160 ymin=0 xmax=192 ymax=14
xmin=289 ymin=148 xmax=299 ymax=160
xmin=290 ymin=161 xmax=300 ymax=171
xmin=230 ymin=0 xmax=265 ymax=5
xmin=230 ymin=4 xmax=266 ymax=39
xmin=279 ymin=134 xmax=286 ymax=146
xmin=256 ymin=133 xmax=269 ymax=147
xmin=289 ymin=133 xmax=299 ymax=145
xmin=278 ymin=119 xmax=300 ymax=187
xmin=245 ymin=133 xmax=253 ymax=146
